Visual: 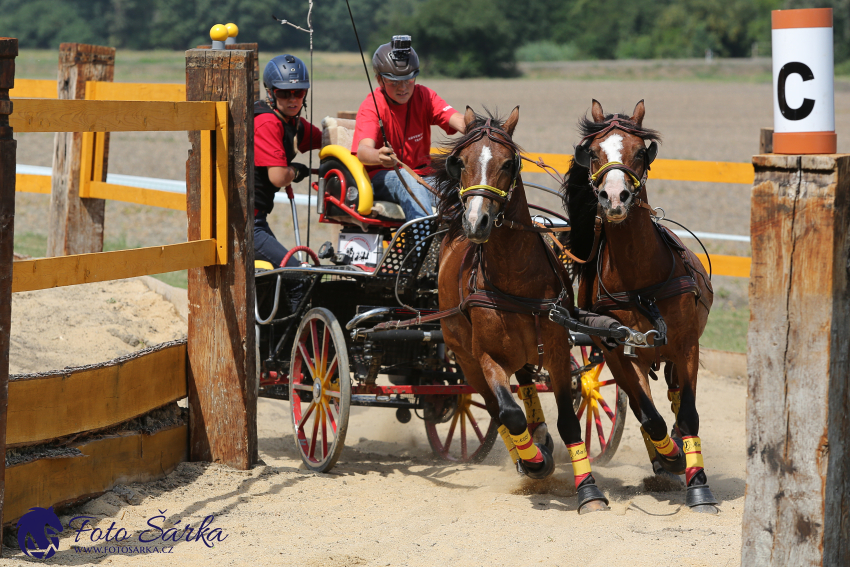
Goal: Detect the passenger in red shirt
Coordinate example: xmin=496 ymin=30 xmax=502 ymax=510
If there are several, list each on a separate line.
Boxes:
xmin=352 ymin=36 xmax=465 ymax=221
xmin=254 ymin=54 xmax=322 ymax=269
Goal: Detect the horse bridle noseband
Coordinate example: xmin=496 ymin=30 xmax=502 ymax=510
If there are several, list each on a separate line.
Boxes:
xmin=447 ymin=119 xmax=522 ymax=207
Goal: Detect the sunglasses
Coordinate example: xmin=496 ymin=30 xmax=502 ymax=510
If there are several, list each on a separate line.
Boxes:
xmin=383 ymin=77 xmax=415 ymax=87
xmin=274 ymin=89 xmax=307 ymax=100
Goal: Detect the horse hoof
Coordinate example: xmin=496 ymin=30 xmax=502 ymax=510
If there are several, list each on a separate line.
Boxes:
xmin=577 ymin=482 xmax=609 ymax=512
xmin=518 ymin=444 xmax=555 ymax=480
xmin=579 ymin=499 xmax=610 ymax=515
xmin=531 ymin=424 xmax=554 ymax=454
xmin=686 ymin=484 xmax=719 ymax=508
xmin=655 ymin=447 xmax=686 ymax=475
xmin=690 ymin=504 xmax=720 ymax=515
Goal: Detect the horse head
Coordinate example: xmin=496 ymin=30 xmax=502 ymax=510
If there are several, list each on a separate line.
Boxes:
xmin=444 ymin=106 xmax=521 ymax=243
xmin=573 ymin=100 xmax=659 ymax=223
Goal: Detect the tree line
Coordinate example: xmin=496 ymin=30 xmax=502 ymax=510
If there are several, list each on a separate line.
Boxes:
xmin=1 ymin=0 xmax=847 ymax=77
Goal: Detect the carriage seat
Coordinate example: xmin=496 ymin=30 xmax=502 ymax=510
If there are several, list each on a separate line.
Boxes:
xmin=319 ymin=117 xmax=404 ymax=224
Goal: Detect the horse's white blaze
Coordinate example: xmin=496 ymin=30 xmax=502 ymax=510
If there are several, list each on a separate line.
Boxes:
xmin=466 ymin=195 xmax=485 ymax=225
xmin=478 ymin=144 xmax=493 ymax=187
xmin=599 ymin=134 xmax=629 ymax=209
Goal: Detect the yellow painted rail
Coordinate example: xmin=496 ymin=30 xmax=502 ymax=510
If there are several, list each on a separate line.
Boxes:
xmin=696 ymin=254 xmax=751 ymax=278
xmin=10 ymin=99 xmax=215 ymax=132
xmin=9 ymin=78 xmax=55 ymax=99
xmin=86 ymin=80 xmax=184 ymax=102
xmin=12 ymin=240 xmax=216 ymax=292
xmin=15 ymin=174 xmax=51 ymax=194
xmin=86 ymin=181 xmax=186 ymax=210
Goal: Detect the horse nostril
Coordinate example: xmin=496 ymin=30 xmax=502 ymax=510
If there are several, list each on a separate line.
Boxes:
xmin=480 ymin=213 xmax=489 ymax=227
xmin=599 ymin=191 xmax=608 ymax=200
xmin=620 ymin=190 xmax=630 ymax=202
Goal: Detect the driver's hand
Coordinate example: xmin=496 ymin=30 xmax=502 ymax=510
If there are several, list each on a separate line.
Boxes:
xmin=377 ymin=146 xmax=396 ymax=168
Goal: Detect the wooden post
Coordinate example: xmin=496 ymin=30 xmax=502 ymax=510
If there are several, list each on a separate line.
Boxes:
xmin=47 ymin=43 xmax=114 ymax=257
xmin=759 ymin=127 xmax=774 ymax=154
xmin=0 ymin=36 xmax=18 ymax=551
xmin=185 ymin=49 xmax=256 ymax=469
xmin=743 ymin=154 xmax=850 ymax=566
xmin=197 ymin=44 xmax=260 ymax=101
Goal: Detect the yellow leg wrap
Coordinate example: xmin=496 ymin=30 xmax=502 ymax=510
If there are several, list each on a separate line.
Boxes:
xmin=668 ymin=388 xmax=681 ymax=418
xmin=509 ymin=429 xmax=540 ymax=461
xmin=517 ymin=384 xmax=546 ymax=424
xmin=498 ymin=425 xmax=520 ymax=464
xmin=683 ymin=436 xmax=704 ymax=469
xmin=640 ymin=426 xmax=657 ymax=461
xmin=652 ymin=434 xmax=680 ymax=458
xmin=567 ymin=442 xmax=592 ymax=476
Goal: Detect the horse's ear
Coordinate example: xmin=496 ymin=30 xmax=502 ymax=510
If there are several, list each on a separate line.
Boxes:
xmin=503 ymin=106 xmax=520 ymax=137
xmin=646 ymin=141 xmax=658 ymax=165
xmin=446 ymin=155 xmax=463 ymax=180
xmin=631 ymin=100 xmax=646 ymax=127
xmin=574 ymin=145 xmax=592 ymax=169
xmin=591 ymin=99 xmax=605 ymax=123
xmin=464 ymin=106 xmax=476 ymax=128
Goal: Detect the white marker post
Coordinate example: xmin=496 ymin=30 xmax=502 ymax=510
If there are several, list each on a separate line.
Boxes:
xmin=771 ymin=8 xmax=836 ymax=154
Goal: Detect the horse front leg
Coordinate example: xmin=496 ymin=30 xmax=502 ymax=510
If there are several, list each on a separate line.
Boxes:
xmin=672 ymin=344 xmax=719 ymax=514
xmin=602 ymin=347 xmax=687 ymax=478
xmin=515 ymin=364 xmax=554 ymax=452
xmin=548 ymin=354 xmax=610 ymax=514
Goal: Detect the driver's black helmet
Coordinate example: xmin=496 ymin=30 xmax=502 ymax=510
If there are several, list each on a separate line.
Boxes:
xmin=372 ymin=35 xmax=420 ymax=81
xmin=263 ymin=54 xmax=310 ymax=91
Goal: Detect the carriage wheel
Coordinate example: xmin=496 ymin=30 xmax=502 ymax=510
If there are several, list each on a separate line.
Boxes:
xmin=424 ymin=393 xmax=499 ymax=463
xmin=289 ymin=308 xmax=351 ymax=473
xmin=572 ymin=347 xmax=627 ymax=466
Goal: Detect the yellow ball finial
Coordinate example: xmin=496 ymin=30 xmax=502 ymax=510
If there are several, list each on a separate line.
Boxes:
xmin=210 ymin=24 xmax=228 ymax=42
xmin=225 ymin=23 xmax=239 ymax=38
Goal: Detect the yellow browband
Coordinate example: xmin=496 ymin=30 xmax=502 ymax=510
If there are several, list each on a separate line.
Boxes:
xmin=590 ymin=161 xmax=642 ymax=189
xmin=458 ymin=184 xmax=509 ymax=199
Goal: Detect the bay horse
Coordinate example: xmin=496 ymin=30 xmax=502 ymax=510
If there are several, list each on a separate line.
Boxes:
xmin=562 ymin=99 xmax=718 ymax=513
xmin=433 ymin=106 xmax=609 ymax=514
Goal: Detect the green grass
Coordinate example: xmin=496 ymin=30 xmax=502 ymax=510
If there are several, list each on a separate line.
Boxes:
xmin=13 ymin=231 xmax=188 ymax=290
xmin=701 ymin=308 xmax=749 ymax=353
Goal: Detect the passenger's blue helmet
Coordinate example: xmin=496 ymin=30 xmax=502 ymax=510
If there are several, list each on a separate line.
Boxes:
xmin=263 ymin=54 xmax=310 ymax=91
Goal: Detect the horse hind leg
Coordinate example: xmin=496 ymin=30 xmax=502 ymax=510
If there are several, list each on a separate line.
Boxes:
xmin=494 ymin=383 xmax=556 ymax=480
xmin=677 ymin=380 xmax=719 ymax=514
xmin=515 ymin=364 xmax=554 ymax=453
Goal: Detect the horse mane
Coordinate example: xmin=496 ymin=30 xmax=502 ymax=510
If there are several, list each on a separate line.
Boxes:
xmin=561 ymin=112 xmax=662 ymax=281
xmin=432 ymin=108 xmax=522 ymax=243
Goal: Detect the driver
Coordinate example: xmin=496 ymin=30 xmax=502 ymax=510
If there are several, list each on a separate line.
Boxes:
xmin=254 ymin=54 xmax=322 ymax=268
xmin=352 ymin=36 xmax=465 ymax=221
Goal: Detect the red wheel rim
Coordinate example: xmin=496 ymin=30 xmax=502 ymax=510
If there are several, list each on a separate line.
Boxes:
xmin=291 ymin=317 xmax=343 ymax=467
xmin=575 ymin=346 xmax=620 ymax=462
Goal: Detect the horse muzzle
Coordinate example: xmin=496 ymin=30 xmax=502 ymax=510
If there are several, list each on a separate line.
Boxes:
xmin=597 ymin=183 xmax=633 ymax=223
xmin=462 ymin=195 xmax=497 ymax=243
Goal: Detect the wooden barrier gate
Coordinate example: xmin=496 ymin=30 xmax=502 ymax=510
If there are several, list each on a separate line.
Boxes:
xmin=0 ymin=42 xmax=257 ymax=550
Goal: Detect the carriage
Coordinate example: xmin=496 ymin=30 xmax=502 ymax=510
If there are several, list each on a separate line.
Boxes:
xmin=253 ymin=116 xmax=628 ymax=473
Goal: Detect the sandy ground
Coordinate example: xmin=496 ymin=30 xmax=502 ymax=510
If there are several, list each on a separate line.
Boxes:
xmin=3 ymin=280 xmax=746 ymax=566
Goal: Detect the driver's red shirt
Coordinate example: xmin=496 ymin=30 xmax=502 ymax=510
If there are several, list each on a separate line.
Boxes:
xmin=351 ymin=84 xmax=457 ymax=177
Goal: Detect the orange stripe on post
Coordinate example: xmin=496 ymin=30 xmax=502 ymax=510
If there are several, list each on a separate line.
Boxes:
xmin=772 ymin=8 xmax=832 ymax=30
xmin=774 ymin=132 xmax=837 ymax=155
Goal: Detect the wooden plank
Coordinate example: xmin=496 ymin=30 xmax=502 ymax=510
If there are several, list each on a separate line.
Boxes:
xmin=87 ymin=181 xmax=186 ymax=211
xmin=760 ymin=127 xmax=774 ymax=154
xmin=87 ymin=81 xmax=185 ymax=102
xmin=14 ymin=174 xmax=51 ymax=194
xmin=742 ymin=154 xmax=850 ymax=566
xmin=186 ymin=48 xmax=256 ymax=469
xmin=5 ymin=425 xmax=187 ymax=524
xmin=215 ymin=100 xmax=228 ymax=264
xmin=9 ymin=78 xmax=55 ymax=99
xmin=12 ymin=239 xmax=216 ymax=292
xmin=11 ymin=99 xmax=216 ymax=133
xmin=200 ymin=129 xmax=212 ymax=239
xmin=0 ymin=36 xmax=19 ymax=554
xmin=47 ymin=43 xmax=114 ymax=258
xmin=695 ymin=253 xmax=751 ymax=278
xmin=8 ymin=342 xmax=187 ymax=446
